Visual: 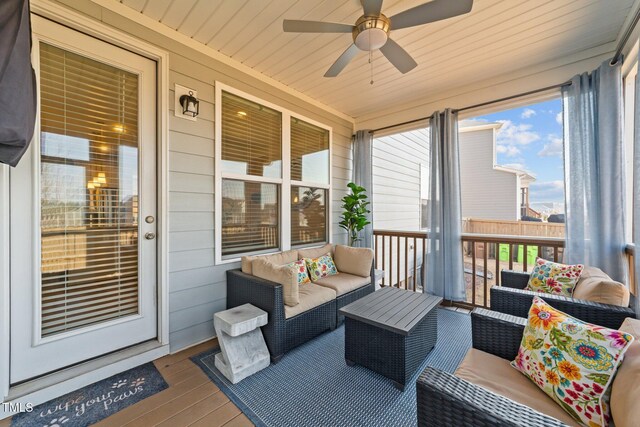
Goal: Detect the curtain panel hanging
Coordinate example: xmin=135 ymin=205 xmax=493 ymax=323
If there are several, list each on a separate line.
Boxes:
xmin=424 ymin=109 xmax=465 ymax=301
xmin=0 ymin=0 xmax=36 ymax=167
xmin=563 ymin=59 xmax=627 ymax=283
xmin=352 ymin=129 xmax=374 ymax=248
xmin=634 ymin=58 xmax=640 ymax=315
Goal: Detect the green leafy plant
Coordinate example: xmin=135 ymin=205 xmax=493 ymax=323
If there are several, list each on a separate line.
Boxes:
xmin=339 ymin=182 xmax=371 ymax=246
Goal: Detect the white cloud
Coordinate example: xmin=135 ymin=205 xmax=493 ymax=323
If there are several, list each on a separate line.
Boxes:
xmin=556 ymin=112 xmax=563 ymax=125
xmin=496 ymin=120 xmax=540 ymax=146
xmin=496 ymin=144 xmax=521 ymax=157
xmin=529 ymin=180 xmax=565 ymax=203
xmin=495 ymin=120 xmax=540 ymax=158
xmin=521 ymin=108 xmax=536 ymax=119
xmin=538 ymin=134 xmax=563 ymax=157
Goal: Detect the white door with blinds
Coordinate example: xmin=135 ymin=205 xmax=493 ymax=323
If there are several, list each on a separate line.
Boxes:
xmin=9 ymin=18 xmax=158 ymax=383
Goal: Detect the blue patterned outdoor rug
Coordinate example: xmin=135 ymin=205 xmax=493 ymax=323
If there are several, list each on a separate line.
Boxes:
xmin=11 ymin=362 xmax=167 ymax=427
xmin=192 ymin=308 xmax=471 ymax=427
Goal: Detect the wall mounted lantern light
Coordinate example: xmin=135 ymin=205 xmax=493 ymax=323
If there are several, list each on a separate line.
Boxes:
xmin=174 ymin=84 xmax=199 ymax=122
xmin=179 ymin=90 xmax=199 ymax=118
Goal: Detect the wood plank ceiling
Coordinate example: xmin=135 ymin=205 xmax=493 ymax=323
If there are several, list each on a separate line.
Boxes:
xmin=120 ymin=0 xmax=635 ymax=120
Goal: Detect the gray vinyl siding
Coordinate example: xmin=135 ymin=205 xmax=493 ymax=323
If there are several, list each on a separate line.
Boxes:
xmin=51 ymin=0 xmax=353 ymax=352
xmin=459 ymin=129 xmax=519 ymax=221
xmin=372 ymin=129 xmax=430 ymax=231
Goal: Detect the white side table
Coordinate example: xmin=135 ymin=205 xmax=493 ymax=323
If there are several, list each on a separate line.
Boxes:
xmin=213 ymin=303 xmax=270 ymax=384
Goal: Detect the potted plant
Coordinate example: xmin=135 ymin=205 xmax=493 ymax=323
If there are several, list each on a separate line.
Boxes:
xmin=339 ymin=182 xmax=371 ymax=247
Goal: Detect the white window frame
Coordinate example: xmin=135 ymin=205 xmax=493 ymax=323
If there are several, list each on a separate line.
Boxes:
xmin=623 ymin=57 xmax=638 ymax=243
xmin=214 ymin=83 xmax=332 ymax=264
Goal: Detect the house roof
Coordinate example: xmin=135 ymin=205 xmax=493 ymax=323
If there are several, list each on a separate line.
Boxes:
xmin=494 ymin=165 xmax=536 ymax=181
xmin=111 ymin=0 xmax=637 ymax=124
xmin=458 ymin=120 xmax=503 ymax=133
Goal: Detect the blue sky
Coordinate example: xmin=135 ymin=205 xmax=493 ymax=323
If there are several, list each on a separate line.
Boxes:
xmin=474 ymin=98 xmax=565 ymax=205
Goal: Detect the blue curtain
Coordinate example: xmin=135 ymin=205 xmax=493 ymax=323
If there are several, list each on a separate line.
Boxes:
xmin=424 ymin=110 xmax=465 ymax=301
xmin=633 ymin=63 xmax=640 ymax=315
xmin=563 ymin=59 xmax=627 ymax=283
xmin=353 ymin=129 xmax=374 ymax=248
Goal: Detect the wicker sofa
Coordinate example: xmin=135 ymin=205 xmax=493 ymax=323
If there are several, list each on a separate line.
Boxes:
xmin=416 ymin=309 xmax=639 ymax=426
xmin=226 ymin=243 xmax=375 ymax=363
xmin=491 ymin=267 xmax=636 ymax=329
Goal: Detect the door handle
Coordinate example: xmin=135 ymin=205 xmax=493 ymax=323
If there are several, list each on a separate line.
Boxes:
xmin=144 ymin=232 xmax=156 ymax=240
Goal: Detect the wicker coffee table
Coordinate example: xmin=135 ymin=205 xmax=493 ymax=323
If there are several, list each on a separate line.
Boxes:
xmin=339 ymin=287 xmax=442 ymax=390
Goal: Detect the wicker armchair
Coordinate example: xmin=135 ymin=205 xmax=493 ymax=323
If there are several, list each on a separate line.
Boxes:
xmin=226 ymin=263 xmax=375 ymax=363
xmin=416 ymin=309 xmax=571 ymax=426
xmin=490 ymin=270 xmax=635 ymax=329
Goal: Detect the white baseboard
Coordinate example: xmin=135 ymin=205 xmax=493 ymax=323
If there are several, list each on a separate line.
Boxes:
xmin=170 ymin=335 xmax=217 ymax=355
xmin=0 ymin=341 xmax=169 ymax=420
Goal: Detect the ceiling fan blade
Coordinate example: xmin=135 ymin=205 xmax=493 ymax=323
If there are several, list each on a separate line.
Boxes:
xmin=283 ymin=20 xmax=354 ymax=33
xmin=362 ymin=0 xmax=383 ymax=16
xmin=390 ymin=0 xmax=473 ymax=30
xmin=324 ymin=44 xmax=360 ymax=77
xmin=380 ymin=38 xmax=417 ymax=74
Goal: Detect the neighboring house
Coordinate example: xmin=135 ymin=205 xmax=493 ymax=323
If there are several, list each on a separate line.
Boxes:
xmin=459 ymin=120 xmax=537 ymax=221
xmin=372 ymin=128 xmax=430 ymax=231
xmin=371 ymin=128 xmax=430 ymax=287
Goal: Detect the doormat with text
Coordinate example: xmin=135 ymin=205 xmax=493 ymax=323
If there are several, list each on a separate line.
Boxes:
xmin=10 ymin=362 xmax=167 ymax=427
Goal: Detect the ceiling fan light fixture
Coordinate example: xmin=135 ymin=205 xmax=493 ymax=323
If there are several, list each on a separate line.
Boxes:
xmin=353 ymin=15 xmax=390 ymax=51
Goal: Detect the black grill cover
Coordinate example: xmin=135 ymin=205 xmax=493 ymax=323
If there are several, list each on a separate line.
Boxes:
xmin=0 ymin=0 xmax=36 ymax=167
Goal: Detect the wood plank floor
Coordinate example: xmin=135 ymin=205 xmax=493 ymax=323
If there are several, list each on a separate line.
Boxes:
xmin=1 ymin=340 xmax=252 ymax=427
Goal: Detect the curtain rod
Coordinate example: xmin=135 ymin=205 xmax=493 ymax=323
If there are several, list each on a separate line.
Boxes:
xmin=370 ymin=81 xmax=570 ymax=134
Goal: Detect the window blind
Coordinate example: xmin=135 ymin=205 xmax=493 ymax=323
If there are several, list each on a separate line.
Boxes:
xmin=221 ymin=180 xmax=279 ymax=256
xmin=39 ymin=43 xmax=140 ymax=337
xmin=221 ymin=91 xmax=282 ymax=178
xmin=291 ymin=186 xmax=327 ymax=246
xmin=290 ymin=118 xmax=329 ymax=184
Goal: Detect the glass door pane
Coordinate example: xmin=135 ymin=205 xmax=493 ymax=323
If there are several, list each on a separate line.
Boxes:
xmin=39 ymin=43 xmax=140 ymax=337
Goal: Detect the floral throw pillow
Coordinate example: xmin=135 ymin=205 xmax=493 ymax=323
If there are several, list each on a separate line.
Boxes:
xmin=286 ymin=259 xmax=311 ymax=285
xmin=526 ymin=258 xmax=584 ymax=297
xmin=304 ymin=253 xmax=338 ymax=282
xmin=512 ymin=297 xmax=633 ymax=426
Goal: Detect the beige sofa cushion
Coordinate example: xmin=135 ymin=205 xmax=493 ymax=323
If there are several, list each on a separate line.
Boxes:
xmin=573 ymin=266 xmax=630 ymax=307
xmin=252 ymin=258 xmax=299 ymax=307
xmin=284 ymin=284 xmax=336 ymax=319
xmin=611 ymin=318 xmax=640 ymax=427
xmin=241 ymin=255 xmax=255 ymax=274
xmin=455 ymin=348 xmax=580 ymax=426
xmin=334 ymin=245 xmax=374 ymax=278
xmin=298 ymin=243 xmax=334 ymax=260
xmin=241 ymin=249 xmax=299 ymax=275
xmin=313 ymin=273 xmax=370 ymax=296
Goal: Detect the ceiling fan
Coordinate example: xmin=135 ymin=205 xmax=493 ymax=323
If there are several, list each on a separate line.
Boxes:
xmin=283 ymin=0 xmax=473 ymax=77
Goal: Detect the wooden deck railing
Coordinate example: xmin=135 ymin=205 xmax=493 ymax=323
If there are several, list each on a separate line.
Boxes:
xmin=373 ymin=230 xmax=427 ymax=291
xmin=627 ymin=244 xmax=636 ymax=296
xmin=373 ymin=229 xmax=566 ymax=308
xmin=372 ymin=229 xmax=640 ymax=307
xmin=461 ymin=233 xmax=565 ymax=308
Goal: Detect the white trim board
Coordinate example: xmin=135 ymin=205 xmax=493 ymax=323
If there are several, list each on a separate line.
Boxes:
xmin=87 ymin=0 xmax=355 ymax=126
xmin=0 ymin=165 xmax=9 ymax=403
xmin=0 ymin=0 xmax=170 ymax=411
